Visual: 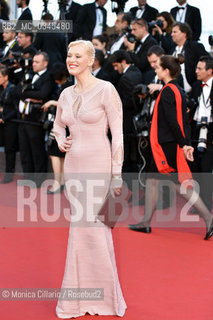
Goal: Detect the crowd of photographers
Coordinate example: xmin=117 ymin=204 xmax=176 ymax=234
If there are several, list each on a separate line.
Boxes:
xmin=0 ymin=0 xmax=212 ymax=209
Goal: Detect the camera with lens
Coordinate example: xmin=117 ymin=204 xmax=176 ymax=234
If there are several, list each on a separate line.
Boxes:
xmin=197 ymin=116 xmax=208 ymax=152
xmin=0 ymin=51 xmax=22 ymax=68
xmin=132 ymin=84 xmax=160 ymax=137
xmin=186 ymin=97 xmax=198 ymax=111
xmin=148 ymin=19 xmax=164 ymax=30
xmin=43 ymin=105 xmax=57 ymax=146
xmin=132 ymin=85 xmax=151 ymax=137
xmin=133 ymin=83 xmax=159 ymax=100
xmin=46 ymin=129 xmax=55 ymax=147
xmin=133 ymin=84 xmax=149 ymax=96
xmin=123 ymin=26 xmax=136 ymax=43
xmin=133 ymin=111 xmax=150 ymax=137
xmin=12 ymin=52 xmax=34 ymax=85
xmin=43 ymin=106 xmax=56 ymax=131
xmin=0 ymin=54 xmax=17 ymax=68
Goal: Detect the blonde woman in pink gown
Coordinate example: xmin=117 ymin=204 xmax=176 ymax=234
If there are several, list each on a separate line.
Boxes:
xmin=53 ymin=40 xmax=127 ymax=318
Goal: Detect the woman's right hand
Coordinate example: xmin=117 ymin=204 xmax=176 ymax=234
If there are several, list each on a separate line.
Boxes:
xmin=110 ymin=176 xmax=123 ymax=198
xmin=183 ymin=145 xmax=194 ymax=162
xmin=59 ymin=136 xmax=72 ymax=152
xmin=42 ymin=100 xmax=56 ymax=112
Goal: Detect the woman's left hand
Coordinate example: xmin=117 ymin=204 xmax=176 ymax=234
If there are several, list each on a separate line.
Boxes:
xmin=152 ymin=24 xmax=163 ymax=35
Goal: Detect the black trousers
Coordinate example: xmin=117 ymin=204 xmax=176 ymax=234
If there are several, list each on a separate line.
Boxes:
xmin=3 ymin=121 xmax=18 ymax=173
xmin=18 ymin=122 xmax=47 ymax=184
xmin=190 ymin=143 xmax=213 ymax=212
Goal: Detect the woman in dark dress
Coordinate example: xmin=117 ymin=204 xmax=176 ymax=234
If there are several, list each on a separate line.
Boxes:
xmin=42 ymin=63 xmax=73 ymax=193
xmin=129 ymin=55 xmax=213 ymax=240
xmin=0 ymin=65 xmax=19 ymax=183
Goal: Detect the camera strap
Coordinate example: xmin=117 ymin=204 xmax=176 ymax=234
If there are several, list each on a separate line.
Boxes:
xmin=201 ymin=90 xmax=211 ymax=109
xmin=3 ymin=82 xmax=11 ymax=101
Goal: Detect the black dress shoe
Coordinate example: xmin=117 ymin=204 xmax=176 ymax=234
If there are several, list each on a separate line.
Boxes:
xmin=204 ymin=220 xmax=213 ymax=240
xmin=129 ymin=222 xmax=152 ymax=233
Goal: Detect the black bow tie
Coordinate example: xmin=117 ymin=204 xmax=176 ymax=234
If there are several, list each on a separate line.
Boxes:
xmin=96 ymin=6 xmax=103 ymax=10
xmin=178 ymin=7 xmax=185 ymax=10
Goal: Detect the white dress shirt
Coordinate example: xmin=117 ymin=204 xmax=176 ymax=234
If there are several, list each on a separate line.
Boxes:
xmin=136 ymin=6 xmax=145 ymax=19
xmin=193 ymin=77 xmax=213 ymax=123
xmin=110 ymin=35 xmax=125 ymax=54
xmin=3 ymin=40 xmax=16 ymax=57
xmin=93 ymin=4 xmax=104 ymax=37
xmin=176 ymin=3 xmax=187 ymax=23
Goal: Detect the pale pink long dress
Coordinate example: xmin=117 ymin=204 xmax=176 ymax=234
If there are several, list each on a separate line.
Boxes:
xmin=54 ymin=79 xmax=127 ymax=318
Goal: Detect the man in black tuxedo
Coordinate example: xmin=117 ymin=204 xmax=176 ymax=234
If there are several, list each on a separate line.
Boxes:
xmin=18 ymin=52 xmax=55 ymax=187
xmin=64 ymin=0 xmax=81 ymax=41
xmin=16 ymin=0 xmax=32 ymax=21
xmin=124 ymin=18 xmax=157 ymax=75
xmin=1 ymin=28 xmax=20 ymax=60
xmin=110 ymin=12 xmax=132 ymax=54
xmin=109 ymin=50 xmax=143 ymax=172
xmin=33 ymin=13 xmax=67 ymax=68
xmin=17 ymin=32 xmax=37 ymax=54
xmin=76 ymin=0 xmax=108 ymax=40
xmin=92 ymin=49 xmax=111 ymax=81
xmin=11 ymin=32 xmax=37 ymax=85
xmin=171 ymin=22 xmax=208 ymax=94
xmin=170 ymin=0 xmax=202 ymax=41
xmin=188 ymin=56 xmax=213 ymax=212
xmin=130 ymin=0 xmax=158 ymax=22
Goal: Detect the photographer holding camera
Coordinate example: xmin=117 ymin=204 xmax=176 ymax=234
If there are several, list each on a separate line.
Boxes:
xmin=0 ymin=28 xmax=20 ymax=61
xmin=11 ymin=32 xmax=37 ymax=84
xmin=151 ymin=11 xmax=175 ymax=54
xmin=18 ymin=51 xmax=55 ymax=187
xmin=109 ymin=12 xmax=132 ymax=54
xmin=133 ymin=45 xmax=164 ymax=153
xmin=109 ymin=49 xmax=142 ymax=173
xmin=124 ymin=18 xmax=157 ymax=75
xmin=188 ymin=55 xmax=213 ymax=213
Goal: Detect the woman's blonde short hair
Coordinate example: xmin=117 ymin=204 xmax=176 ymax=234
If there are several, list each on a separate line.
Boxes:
xmin=68 ymin=40 xmax=95 ymax=59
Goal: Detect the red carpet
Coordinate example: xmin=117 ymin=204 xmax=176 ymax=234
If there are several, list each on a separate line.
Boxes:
xmin=0 ymin=178 xmax=213 ymax=320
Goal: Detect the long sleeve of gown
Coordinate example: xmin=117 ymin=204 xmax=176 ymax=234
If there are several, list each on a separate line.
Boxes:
xmin=102 ymin=82 xmax=124 ymax=175
xmin=53 ymin=91 xmax=67 ymax=147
